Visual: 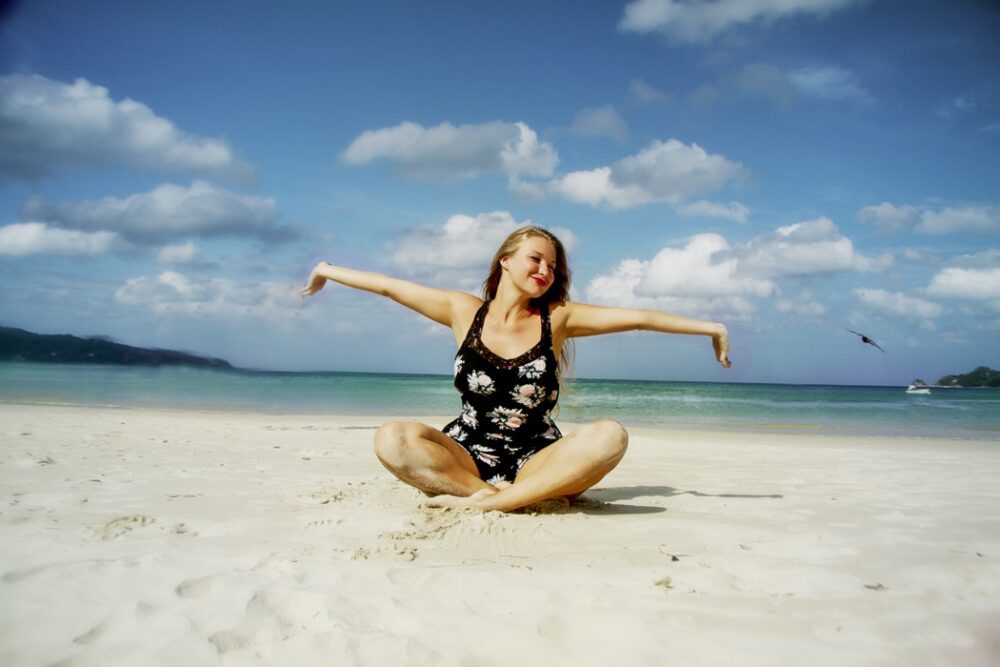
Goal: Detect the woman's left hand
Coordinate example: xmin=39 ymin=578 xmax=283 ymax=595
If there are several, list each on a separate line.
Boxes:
xmin=713 ymin=324 xmax=731 ymax=368
xmin=299 ymin=263 xmax=329 ymax=297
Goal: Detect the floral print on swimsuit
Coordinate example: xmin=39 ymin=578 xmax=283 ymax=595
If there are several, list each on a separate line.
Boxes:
xmin=442 ymin=300 xmax=562 ymax=483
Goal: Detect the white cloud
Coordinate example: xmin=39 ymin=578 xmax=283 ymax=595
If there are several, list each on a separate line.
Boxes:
xmin=737 ymin=217 xmax=891 ymax=277
xmin=638 ymin=234 xmax=775 ymax=298
xmin=340 ymin=120 xmax=557 ymax=181
xmin=584 ymin=218 xmax=887 ymax=321
xmin=21 ymin=180 xmax=281 ymax=243
xmin=776 ymin=298 xmax=827 ymax=316
xmin=0 ymin=222 xmax=119 ymax=256
xmin=854 ymin=288 xmax=944 ymax=320
xmin=549 ymin=139 xmax=746 ymax=209
xmin=619 ymin=0 xmax=863 ymax=43
xmin=115 ymin=271 xmax=304 ymax=320
xmin=390 ymin=211 xmax=577 ymax=290
xmin=570 ymin=106 xmax=629 ymax=143
xmin=918 ymin=205 xmax=1000 ymax=234
xmin=586 ymin=253 xmax=759 ymax=320
xmin=856 ymin=202 xmax=918 ymax=233
xmin=157 ymin=241 xmax=201 ymax=265
xmin=585 ymin=234 xmax=772 ymax=321
xmin=926 ymin=267 xmax=1000 ymax=301
xmin=628 ymin=79 xmax=673 ymax=106
xmin=857 ymin=202 xmax=1000 ymax=235
xmin=0 ymin=74 xmax=254 ymax=184
xmin=676 ymin=199 xmax=749 ymax=223
xmin=788 ymin=65 xmax=873 ymax=105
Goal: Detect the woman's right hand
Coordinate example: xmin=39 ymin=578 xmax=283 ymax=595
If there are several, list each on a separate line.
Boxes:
xmin=299 ymin=262 xmax=330 ymax=297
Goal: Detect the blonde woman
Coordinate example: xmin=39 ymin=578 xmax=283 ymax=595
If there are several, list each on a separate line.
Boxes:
xmin=301 ymin=226 xmax=730 ymax=511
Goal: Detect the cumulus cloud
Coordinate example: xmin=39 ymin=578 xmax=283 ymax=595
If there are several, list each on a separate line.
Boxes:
xmin=618 ymin=0 xmax=863 ymax=43
xmin=115 ymin=270 xmax=303 ymax=320
xmin=586 ymin=252 xmax=760 ymax=321
xmin=548 ymin=139 xmax=746 ymax=210
xmin=584 ymin=218 xmax=885 ymax=320
xmin=856 ymin=202 xmax=918 ymax=233
xmin=586 ymin=234 xmax=773 ymax=321
xmin=20 ymin=180 xmax=282 ymax=244
xmin=570 ymin=106 xmax=629 ymax=143
xmin=389 ymin=211 xmax=577 ymax=290
xmin=857 ymin=202 xmax=1000 ymax=234
xmin=340 ymin=120 xmax=557 ymax=181
xmin=926 ymin=267 xmax=1000 ymax=302
xmin=157 ymin=241 xmax=201 ymax=265
xmin=854 ymin=288 xmax=944 ymax=320
xmin=0 ymin=74 xmax=255 ymax=184
xmin=637 ymin=234 xmax=775 ymax=298
xmin=0 ymin=222 xmax=118 ymax=256
xmin=918 ymin=205 xmax=1000 ymax=234
xmin=736 ymin=217 xmax=891 ymax=277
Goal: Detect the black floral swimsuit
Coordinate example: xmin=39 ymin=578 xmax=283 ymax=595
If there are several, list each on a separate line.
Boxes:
xmin=443 ymin=301 xmax=562 ymax=484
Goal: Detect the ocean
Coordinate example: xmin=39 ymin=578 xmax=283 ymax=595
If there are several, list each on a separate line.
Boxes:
xmin=1 ymin=362 xmax=998 ymax=439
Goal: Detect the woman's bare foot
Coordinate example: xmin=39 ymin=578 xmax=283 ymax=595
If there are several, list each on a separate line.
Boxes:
xmin=424 ymin=487 xmax=496 ymax=510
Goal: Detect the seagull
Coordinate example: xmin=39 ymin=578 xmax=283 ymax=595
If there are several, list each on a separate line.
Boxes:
xmin=848 ymin=329 xmax=886 ymax=353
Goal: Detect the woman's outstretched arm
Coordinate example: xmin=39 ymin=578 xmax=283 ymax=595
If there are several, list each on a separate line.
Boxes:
xmin=558 ymin=302 xmax=731 ymax=367
xmin=300 ymin=261 xmax=477 ymax=329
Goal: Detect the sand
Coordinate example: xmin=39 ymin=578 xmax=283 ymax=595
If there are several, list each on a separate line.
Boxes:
xmin=1 ymin=402 xmax=998 ymax=667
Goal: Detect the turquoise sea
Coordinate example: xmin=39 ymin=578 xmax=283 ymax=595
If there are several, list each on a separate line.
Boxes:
xmin=1 ymin=362 xmax=998 ymax=438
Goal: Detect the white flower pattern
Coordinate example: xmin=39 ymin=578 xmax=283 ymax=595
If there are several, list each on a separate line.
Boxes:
xmin=518 ymin=357 xmax=546 ymax=380
xmin=443 ymin=302 xmax=563 ymax=483
xmin=466 ymin=370 xmax=495 ymax=395
xmin=510 ymin=383 xmax=545 ymax=408
xmin=469 ymin=444 xmax=500 ymax=467
xmin=460 ymin=402 xmax=478 ymax=429
xmin=487 ymin=406 xmax=527 ymax=431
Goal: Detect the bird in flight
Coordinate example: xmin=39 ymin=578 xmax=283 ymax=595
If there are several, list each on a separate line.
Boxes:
xmin=848 ymin=329 xmax=886 ymax=353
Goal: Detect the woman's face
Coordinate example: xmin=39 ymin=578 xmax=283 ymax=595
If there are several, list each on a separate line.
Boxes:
xmin=502 ymin=236 xmax=558 ymax=297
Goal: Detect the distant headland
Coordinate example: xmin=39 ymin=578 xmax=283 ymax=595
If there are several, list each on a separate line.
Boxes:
xmin=0 ymin=326 xmax=232 ymax=369
xmin=935 ymin=366 xmax=1000 ymax=388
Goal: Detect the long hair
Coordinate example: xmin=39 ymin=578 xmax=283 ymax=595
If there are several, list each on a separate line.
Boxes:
xmin=481 ymin=226 xmax=574 ymax=377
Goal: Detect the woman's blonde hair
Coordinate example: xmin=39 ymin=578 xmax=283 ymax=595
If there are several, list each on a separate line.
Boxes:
xmin=482 ymin=226 xmax=574 ymax=377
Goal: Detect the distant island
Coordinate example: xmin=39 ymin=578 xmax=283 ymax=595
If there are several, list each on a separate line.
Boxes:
xmin=0 ymin=326 xmax=233 ymax=369
xmin=936 ymin=366 xmax=1000 ymax=388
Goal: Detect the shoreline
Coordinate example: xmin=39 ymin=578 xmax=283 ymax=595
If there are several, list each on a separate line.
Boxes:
xmin=2 ymin=403 xmax=999 ymax=665
xmin=1 ymin=397 xmax=995 ymax=442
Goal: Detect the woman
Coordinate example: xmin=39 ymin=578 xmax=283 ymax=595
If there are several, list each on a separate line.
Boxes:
xmin=301 ymin=226 xmax=730 ymax=512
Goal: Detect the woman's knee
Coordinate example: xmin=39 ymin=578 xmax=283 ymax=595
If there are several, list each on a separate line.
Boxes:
xmin=584 ymin=419 xmax=629 ymax=462
xmin=373 ymin=421 xmax=420 ymax=465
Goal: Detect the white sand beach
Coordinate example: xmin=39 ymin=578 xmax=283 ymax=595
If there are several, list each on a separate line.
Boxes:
xmin=1 ymin=403 xmax=998 ymax=666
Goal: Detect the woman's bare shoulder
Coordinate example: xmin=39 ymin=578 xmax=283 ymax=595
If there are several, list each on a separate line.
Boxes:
xmin=548 ymin=300 xmax=572 ymax=327
xmin=450 ymin=292 xmax=485 ymax=341
xmin=451 ymin=291 xmax=483 ymax=316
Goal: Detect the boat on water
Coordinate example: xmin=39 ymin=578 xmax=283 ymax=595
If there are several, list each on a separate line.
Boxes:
xmin=906 ymin=381 xmax=932 ymax=395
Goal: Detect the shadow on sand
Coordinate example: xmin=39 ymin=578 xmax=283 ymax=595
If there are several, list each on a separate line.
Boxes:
xmin=522 ymin=484 xmax=784 ymax=516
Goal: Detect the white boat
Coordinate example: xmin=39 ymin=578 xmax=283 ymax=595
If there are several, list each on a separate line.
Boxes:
xmin=906 ymin=383 xmax=931 ymax=395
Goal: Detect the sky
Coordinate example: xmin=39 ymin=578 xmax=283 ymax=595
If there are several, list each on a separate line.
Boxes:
xmin=0 ymin=0 xmax=998 ymax=386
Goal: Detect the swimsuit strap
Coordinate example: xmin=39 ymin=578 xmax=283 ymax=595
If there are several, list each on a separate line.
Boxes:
xmin=461 ymin=300 xmax=491 ymax=349
xmin=463 ymin=300 xmax=551 ymax=369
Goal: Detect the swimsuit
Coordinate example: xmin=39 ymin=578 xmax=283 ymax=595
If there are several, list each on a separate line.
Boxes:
xmin=443 ymin=301 xmax=562 ymax=484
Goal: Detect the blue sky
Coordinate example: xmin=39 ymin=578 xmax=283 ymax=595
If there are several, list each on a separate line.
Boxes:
xmin=1 ymin=0 xmax=998 ymax=385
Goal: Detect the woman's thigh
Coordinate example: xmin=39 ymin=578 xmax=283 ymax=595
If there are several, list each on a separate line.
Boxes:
xmin=379 ymin=421 xmax=482 ymax=478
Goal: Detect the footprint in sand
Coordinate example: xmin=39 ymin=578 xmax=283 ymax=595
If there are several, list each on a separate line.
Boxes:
xmin=175 ymin=575 xmax=218 ymax=599
xmin=95 ymin=514 xmax=156 ymax=540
